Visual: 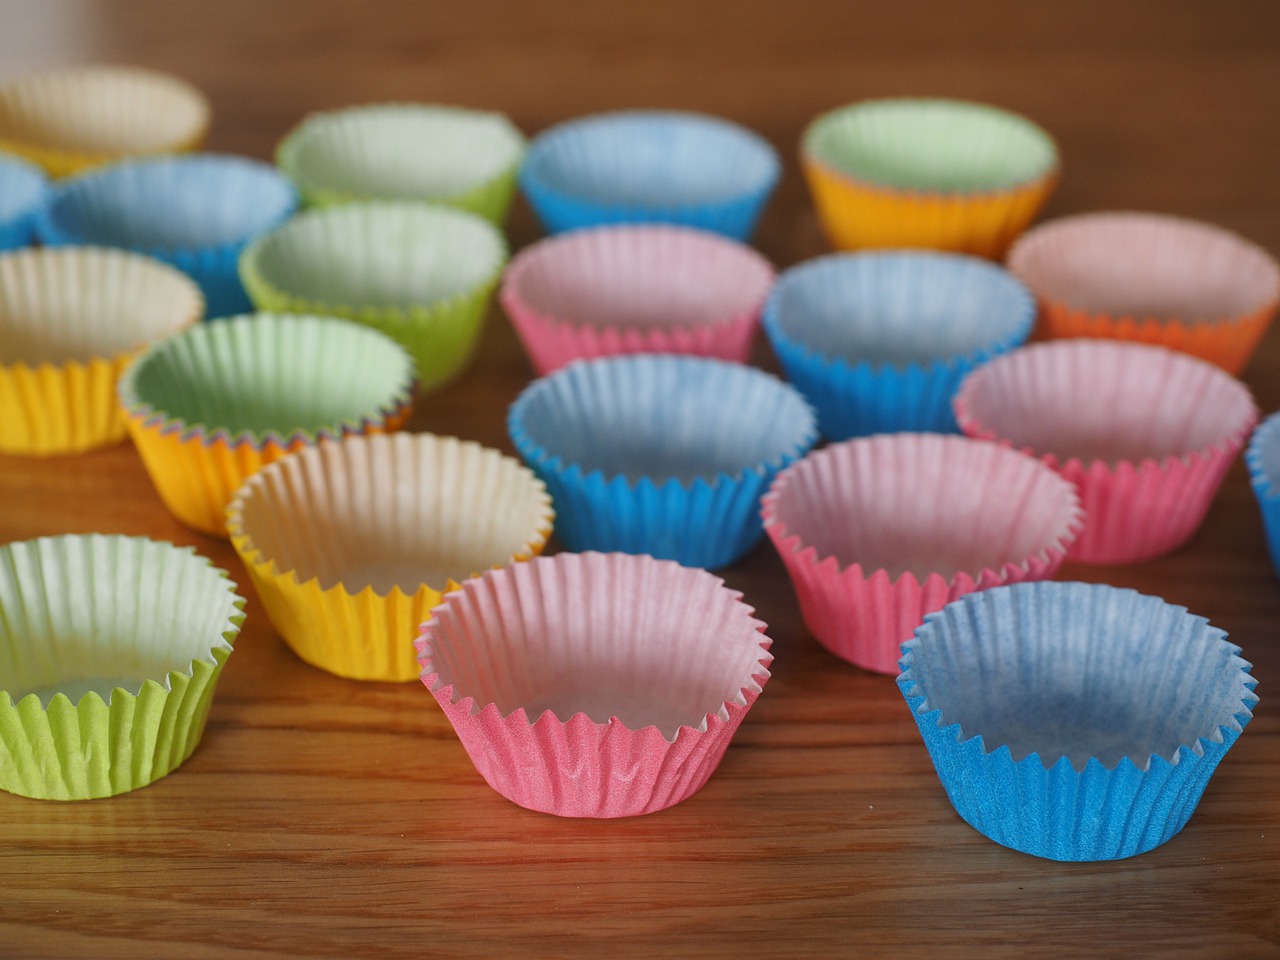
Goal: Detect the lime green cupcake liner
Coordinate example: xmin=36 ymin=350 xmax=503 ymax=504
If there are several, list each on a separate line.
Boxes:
xmin=0 ymin=534 xmax=245 ymax=800
xmin=276 ymin=103 xmax=526 ymax=224
xmin=239 ymin=201 xmax=508 ymax=390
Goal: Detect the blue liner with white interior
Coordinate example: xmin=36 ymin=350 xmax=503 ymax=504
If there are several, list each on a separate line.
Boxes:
xmin=0 ymin=155 xmax=48 ymax=251
xmin=508 ymin=354 xmax=817 ymax=569
xmin=897 ymin=581 xmax=1257 ymax=862
xmin=763 ymin=251 xmax=1034 ymax=440
xmin=37 ymin=153 xmax=297 ymax=318
xmin=1245 ymin=410 xmax=1280 ymax=579
xmin=520 ymin=111 xmax=780 ymax=242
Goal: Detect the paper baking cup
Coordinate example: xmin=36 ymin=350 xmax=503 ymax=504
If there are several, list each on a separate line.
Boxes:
xmin=1007 ymin=212 xmax=1280 ymax=375
xmin=899 ymin=581 xmax=1257 ymax=861
xmin=0 ymin=154 xmax=48 ymax=250
xmin=276 ymin=103 xmax=526 ymax=223
xmin=228 ymin=432 xmax=552 ymax=682
xmin=0 ymin=66 xmax=210 ymax=177
xmin=762 ymin=251 xmax=1034 ymax=440
xmin=0 ymin=246 xmax=204 ymax=455
xmin=501 ymin=223 xmax=776 ymax=374
xmin=119 ymin=312 xmax=416 ymax=536
xmin=954 ymin=339 xmax=1258 ymax=564
xmin=763 ymin=433 xmax=1080 ymax=674
xmin=1245 ymin=411 xmax=1280 ymax=579
xmin=38 ymin=154 xmax=298 ymax=318
xmin=239 ymin=201 xmax=506 ymax=390
xmin=0 ymin=534 xmax=245 ymax=800
xmin=802 ymin=98 xmax=1058 ymax=258
xmin=509 ymin=355 xmax=817 ymax=569
xmin=521 ymin=111 xmax=781 ymax=241
xmin=417 ymin=551 xmax=772 ymax=817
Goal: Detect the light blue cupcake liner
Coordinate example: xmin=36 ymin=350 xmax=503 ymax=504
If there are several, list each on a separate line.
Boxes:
xmin=762 ymin=251 xmax=1034 ymax=440
xmin=1246 ymin=410 xmax=1280 ymax=578
xmin=508 ymin=354 xmax=817 ymax=569
xmin=36 ymin=153 xmax=297 ymax=318
xmin=0 ymin=154 xmax=48 ymax=251
xmin=520 ymin=111 xmax=780 ymax=242
xmin=898 ymin=581 xmax=1257 ymax=862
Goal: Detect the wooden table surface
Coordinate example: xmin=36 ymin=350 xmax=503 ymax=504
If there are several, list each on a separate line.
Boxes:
xmin=1 ymin=2 xmax=1278 ymax=956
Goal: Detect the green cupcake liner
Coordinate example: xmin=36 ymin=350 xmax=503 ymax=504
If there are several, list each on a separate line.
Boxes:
xmin=239 ymin=201 xmax=507 ymax=391
xmin=0 ymin=534 xmax=245 ymax=800
xmin=276 ymin=103 xmax=525 ymax=224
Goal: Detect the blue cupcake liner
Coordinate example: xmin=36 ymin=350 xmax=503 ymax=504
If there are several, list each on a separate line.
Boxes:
xmin=898 ymin=581 xmax=1257 ymax=862
xmin=1246 ymin=410 xmax=1280 ymax=578
xmin=36 ymin=153 xmax=297 ymax=318
xmin=762 ymin=251 xmax=1034 ymax=440
xmin=520 ymin=111 xmax=780 ymax=242
xmin=508 ymin=354 xmax=817 ymax=569
xmin=0 ymin=155 xmax=48 ymax=251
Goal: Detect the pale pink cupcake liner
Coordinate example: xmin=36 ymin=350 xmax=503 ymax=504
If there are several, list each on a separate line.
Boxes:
xmin=762 ymin=433 xmax=1081 ymax=674
xmin=500 ymin=223 xmax=775 ymax=374
xmin=954 ymin=339 xmax=1258 ymax=563
xmin=416 ymin=551 xmax=772 ymax=818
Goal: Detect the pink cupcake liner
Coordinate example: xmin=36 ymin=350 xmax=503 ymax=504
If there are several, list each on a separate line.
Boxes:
xmin=416 ymin=552 xmax=773 ymax=818
xmin=500 ymin=223 xmax=775 ymax=374
xmin=762 ymin=433 xmax=1081 ymax=674
xmin=954 ymin=339 xmax=1258 ymax=564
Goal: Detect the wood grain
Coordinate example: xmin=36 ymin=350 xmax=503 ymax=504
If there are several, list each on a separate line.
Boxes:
xmin=1 ymin=1 xmax=1278 ymax=956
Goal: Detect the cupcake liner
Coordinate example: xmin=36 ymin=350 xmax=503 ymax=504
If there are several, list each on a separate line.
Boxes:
xmin=0 ymin=534 xmax=245 ymax=800
xmin=520 ymin=110 xmax=781 ymax=241
xmin=37 ymin=154 xmax=298 ymax=318
xmin=500 ymin=223 xmax=775 ymax=374
xmin=0 ymin=154 xmax=48 ymax=250
xmin=1245 ymin=411 xmax=1280 ymax=579
xmin=1007 ymin=212 xmax=1280 ymax=375
xmin=898 ymin=581 xmax=1257 ymax=861
xmin=801 ymin=98 xmax=1058 ymax=258
xmin=227 ymin=432 xmax=553 ymax=682
xmin=762 ymin=251 xmax=1034 ymax=440
xmin=763 ymin=433 xmax=1081 ymax=674
xmin=0 ymin=66 xmax=210 ymax=177
xmin=509 ymin=354 xmax=817 ymax=570
xmin=416 ymin=552 xmax=773 ymax=818
xmin=239 ymin=201 xmax=507 ymax=390
xmin=119 ymin=312 xmax=416 ymax=536
xmin=0 ymin=246 xmax=204 ymax=455
xmin=954 ymin=339 xmax=1258 ymax=564
xmin=276 ymin=103 xmax=526 ymax=223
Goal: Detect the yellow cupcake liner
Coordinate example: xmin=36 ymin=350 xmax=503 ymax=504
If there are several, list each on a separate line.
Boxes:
xmin=0 ymin=66 xmax=210 ymax=177
xmin=226 ymin=432 xmax=554 ymax=682
xmin=802 ymin=156 xmax=1058 ymax=259
xmin=0 ymin=354 xmax=131 ymax=454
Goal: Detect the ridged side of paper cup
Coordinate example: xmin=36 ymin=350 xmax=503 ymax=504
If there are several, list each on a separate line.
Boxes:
xmin=521 ymin=111 xmax=781 ymax=241
xmin=417 ymin=552 xmax=773 ymax=817
xmin=801 ymin=98 xmax=1058 ymax=258
xmin=0 ymin=66 xmax=210 ymax=177
xmin=38 ymin=154 xmax=298 ymax=318
xmin=0 ymin=534 xmax=245 ymax=800
xmin=763 ymin=433 xmax=1081 ymax=674
xmin=0 ymin=246 xmax=204 ymax=455
xmin=501 ymin=223 xmax=775 ymax=374
xmin=1245 ymin=411 xmax=1280 ymax=579
xmin=119 ymin=312 xmax=416 ymax=535
xmin=762 ymin=251 xmax=1035 ymax=439
xmin=898 ymin=581 xmax=1257 ymax=861
xmin=1007 ymin=212 xmax=1280 ymax=375
xmin=509 ymin=355 xmax=817 ymax=570
xmin=954 ymin=339 xmax=1258 ymax=563
xmin=227 ymin=432 xmax=553 ymax=682
xmin=277 ymin=103 xmax=526 ymax=223
xmin=239 ymin=201 xmax=507 ymax=389
xmin=0 ymin=155 xmax=48 ymax=250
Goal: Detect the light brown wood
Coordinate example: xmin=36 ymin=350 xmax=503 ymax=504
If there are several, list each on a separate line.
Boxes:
xmin=1 ymin=1 xmax=1279 ymax=956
